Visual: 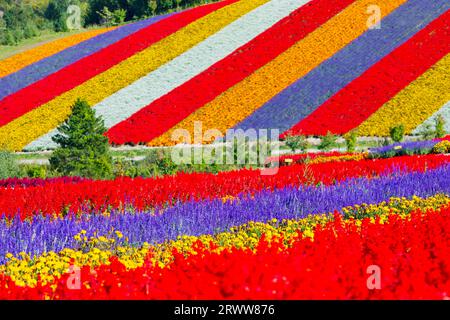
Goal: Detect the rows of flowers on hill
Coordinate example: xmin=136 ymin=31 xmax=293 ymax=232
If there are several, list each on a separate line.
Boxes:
xmin=0 ymin=0 xmax=233 ymax=128
xmin=0 ymin=15 xmax=171 ymax=101
xmin=2 ymin=162 xmax=449 ymax=265
xmin=2 ymin=193 xmax=448 ymax=288
xmin=146 ymin=0 xmax=408 ymax=147
xmin=233 ymin=0 xmax=447 ymax=137
xmin=0 ymin=27 xmax=114 ymax=78
xmin=0 ymin=0 xmax=265 ymax=152
xmin=0 ymin=155 xmax=448 ymax=219
xmin=287 ymin=10 xmax=449 ymax=136
xmin=357 ymin=54 xmax=450 ymax=136
xmin=27 ymin=0 xmax=317 ymax=151
xmin=343 ymin=26 xmax=450 ymax=140
xmin=106 ymin=0 xmax=355 ymax=146
xmin=1 ymin=204 xmax=449 ymax=299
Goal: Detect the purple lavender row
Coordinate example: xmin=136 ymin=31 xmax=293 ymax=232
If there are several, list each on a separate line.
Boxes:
xmin=0 ymin=177 xmax=87 ymax=188
xmin=233 ymin=0 xmax=450 ymax=135
xmin=369 ymin=139 xmax=439 ymax=156
xmin=1 ymin=164 xmax=450 ymax=263
xmin=0 ymin=13 xmax=173 ymax=101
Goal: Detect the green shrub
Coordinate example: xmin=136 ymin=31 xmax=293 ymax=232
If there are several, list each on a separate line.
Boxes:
xmin=49 ymin=98 xmax=112 ymax=178
xmin=23 ymin=22 xmax=39 ymax=38
xmin=284 ymin=134 xmax=309 ymax=153
xmin=318 ymin=131 xmax=339 ymax=151
xmin=12 ymin=28 xmax=24 ymax=43
xmin=24 ymin=165 xmax=48 ymax=178
xmin=389 ymin=124 xmax=405 ymax=143
xmin=1 ymin=30 xmax=16 ymax=45
xmin=0 ymin=150 xmax=19 ymax=179
xmin=344 ymin=130 xmax=358 ymax=152
xmin=97 ymin=6 xmax=126 ymax=26
xmin=145 ymin=149 xmax=178 ymax=176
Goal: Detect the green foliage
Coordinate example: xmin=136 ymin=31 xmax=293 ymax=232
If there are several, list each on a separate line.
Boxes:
xmin=389 ymin=124 xmax=405 ymax=143
xmin=1 ymin=30 xmax=15 ymax=45
xmin=0 ymin=150 xmax=19 ymax=179
xmin=318 ymin=131 xmax=339 ymax=151
xmin=284 ymin=134 xmax=309 ymax=153
xmin=97 ymin=6 xmax=126 ymax=26
xmin=25 ymin=165 xmax=48 ymax=178
xmin=0 ymin=0 xmax=221 ymax=46
xmin=344 ymin=130 xmax=358 ymax=152
xmin=45 ymin=0 xmax=70 ymax=31
xmin=0 ymin=0 xmax=43 ymax=44
xmin=49 ymin=98 xmax=112 ymax=178
xmin=435 ymin=115 xmax=446 ymax=139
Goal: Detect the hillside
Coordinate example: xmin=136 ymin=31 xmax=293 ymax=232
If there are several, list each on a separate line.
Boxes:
xmin=0 ymin=0 xmax=448 ymax=151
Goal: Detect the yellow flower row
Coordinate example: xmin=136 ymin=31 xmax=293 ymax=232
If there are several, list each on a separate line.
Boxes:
xmin=0 ymin=28 xmax=114 ymax=78
xmin=341 ymin=194 xmax=450 ymax=219
xmin=357 ymin=54 xmax=450 ymax=136
xmin=307 ymin=153 xmax=368 ymax=165
xmin=0 ymin=0 xmax=268 ymax=151
xmin=433 ymin=140 xmax=450 ymax=154
xmin=2 ymin=193 xmax=448 ymax=288
xmin=148 ymin=0 xmax=409 ymax=146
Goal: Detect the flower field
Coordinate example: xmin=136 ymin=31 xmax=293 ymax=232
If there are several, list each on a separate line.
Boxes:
xmin=0 ymin=0 xmax=448 ymax=150
xmin=1 ymin=152 xmax=450 ymax=299
xmin=1 ymin=0 xmax=450 ymax=301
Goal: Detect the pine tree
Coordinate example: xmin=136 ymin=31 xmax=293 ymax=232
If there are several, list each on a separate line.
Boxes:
xmin=49 ymin=98 xmax=112 ymax=178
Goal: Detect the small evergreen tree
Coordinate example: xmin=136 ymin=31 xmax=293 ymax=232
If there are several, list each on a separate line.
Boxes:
xmin=49 ymin=98 xmax=112 ymax=178
xmin=389 ymin=124 xmax=405 ymax=143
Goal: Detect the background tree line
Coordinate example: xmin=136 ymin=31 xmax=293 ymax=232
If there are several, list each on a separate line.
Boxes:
xmin=0 ymin=0 xmax=219 ymax=45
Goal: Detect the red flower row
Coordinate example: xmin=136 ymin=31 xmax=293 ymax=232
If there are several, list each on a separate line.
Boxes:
xmin=2 ymin=207 xmax=449 ymax=299
xmin=0 ymin=154 xmax=448 ymax=219
xmin=288 ymin=10 xmax=450 ymax=136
